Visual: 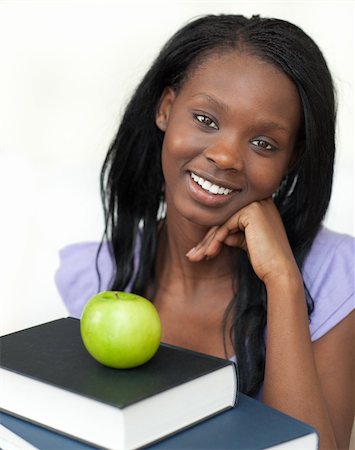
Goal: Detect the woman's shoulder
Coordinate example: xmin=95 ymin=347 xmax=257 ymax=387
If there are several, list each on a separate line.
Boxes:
xmin=54 ymin=241 xmax=114 ymax=318
xmin=303 ymin=226 xmax=354 ymax=341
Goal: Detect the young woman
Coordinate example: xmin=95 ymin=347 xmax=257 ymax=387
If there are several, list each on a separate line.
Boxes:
xmin=56 ymin=15 xmax=354 ymax=449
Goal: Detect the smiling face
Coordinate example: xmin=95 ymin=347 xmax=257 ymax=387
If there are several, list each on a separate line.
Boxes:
xmin=156 ymin=51 xmax=302 ymax=228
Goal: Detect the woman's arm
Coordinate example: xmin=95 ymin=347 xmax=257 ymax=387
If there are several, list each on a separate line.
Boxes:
xmin=265 ymin=287 xmax=353 ymax=449
xmin=262 ymin=273 xmax=338 ymax=449
xmin=187 ymin=199 xmax=353 ymax=449
xmin=312 ymin=312 xmax=354 ymax=449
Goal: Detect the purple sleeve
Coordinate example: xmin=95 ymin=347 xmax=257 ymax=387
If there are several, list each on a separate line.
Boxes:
xmin=54 ymin=242 xmax=114 ymax=319
xmin=302 ymin=227 xmax=355 ymax=341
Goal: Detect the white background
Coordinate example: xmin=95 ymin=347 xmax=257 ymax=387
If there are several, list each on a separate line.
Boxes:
xmin=1 ymin=0 xmax=354 ymax=335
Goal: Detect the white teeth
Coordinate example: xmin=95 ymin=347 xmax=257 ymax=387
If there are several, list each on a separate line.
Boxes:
xmin=210 ymin=184 xmax=219 ymax=194
xmin=190 ymin=172 xmax=233 ymax=195
xmin=202 ymin=180 xmax=212 ymax=190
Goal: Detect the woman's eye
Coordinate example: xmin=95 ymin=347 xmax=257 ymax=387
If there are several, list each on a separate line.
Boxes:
xmin=194 ymin=114 xmax=218 ymax=130
xmin=251 ymin=139 xmax=276 ymax=151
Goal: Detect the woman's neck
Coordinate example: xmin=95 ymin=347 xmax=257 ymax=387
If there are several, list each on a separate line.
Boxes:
xmin=155 ymin=215 xmax=237 ymax=298
xmin=150 ymin=216 xmax=237 ymax=358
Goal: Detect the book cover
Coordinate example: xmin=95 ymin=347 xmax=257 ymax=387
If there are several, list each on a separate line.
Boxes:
xmin=0 ymin=394 xmax=319 ymax=450
xmin=0 ymin=317 xmax=237 ymax=450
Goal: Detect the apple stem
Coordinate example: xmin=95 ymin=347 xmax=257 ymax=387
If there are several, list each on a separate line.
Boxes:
xmin=114 ymin=292 xmax=120 ymax=300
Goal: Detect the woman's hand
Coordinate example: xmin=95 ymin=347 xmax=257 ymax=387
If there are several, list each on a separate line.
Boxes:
xmin=186 ymin=198 xmax=299 ymax=285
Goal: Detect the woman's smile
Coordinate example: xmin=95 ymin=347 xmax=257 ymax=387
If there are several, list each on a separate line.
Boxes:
xmin=187 ymin=171 xmax=243 ymax=207
xmin=190 ymin=172 xmax=235 ymax=195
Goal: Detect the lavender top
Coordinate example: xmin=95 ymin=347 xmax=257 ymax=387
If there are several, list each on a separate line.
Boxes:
xmin=55 ymin=227 xmax=354 ymax=342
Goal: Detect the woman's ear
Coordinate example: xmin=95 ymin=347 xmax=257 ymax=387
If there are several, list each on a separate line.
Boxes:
xmin=155 ymin=87 xmax=176 ymax=132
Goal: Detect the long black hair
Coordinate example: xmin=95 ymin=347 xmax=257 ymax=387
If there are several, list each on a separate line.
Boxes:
xmin=99 ymin=14 xmax=336 ymax=396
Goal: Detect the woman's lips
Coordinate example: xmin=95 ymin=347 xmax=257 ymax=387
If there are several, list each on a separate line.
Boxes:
xmin=187 ymin=171 xmax=242 ymax=206
xmin=190 ymin=172 xmax=233 ymax=195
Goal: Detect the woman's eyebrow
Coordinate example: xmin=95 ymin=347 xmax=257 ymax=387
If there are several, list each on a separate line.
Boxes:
xmin=191 ymin=93 xmax=230 ymax=112
xmin=254 ymin=120 xmax=290 ymax=133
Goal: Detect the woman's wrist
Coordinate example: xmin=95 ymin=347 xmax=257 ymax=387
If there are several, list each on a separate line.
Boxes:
xmin=263 ymin=262 xmax=304 ymax=294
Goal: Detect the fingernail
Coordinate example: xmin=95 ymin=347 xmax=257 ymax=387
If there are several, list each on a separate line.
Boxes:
xmin=186 ymin=247 xmax=197 ymax=257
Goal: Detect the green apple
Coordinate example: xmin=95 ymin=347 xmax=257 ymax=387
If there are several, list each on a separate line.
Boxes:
xmin=80 ymin=291 xmax=161 ymax=369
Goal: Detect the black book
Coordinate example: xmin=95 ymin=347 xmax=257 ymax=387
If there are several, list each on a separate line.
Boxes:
xmin=0 ymin=318 xmax=238 ymax=450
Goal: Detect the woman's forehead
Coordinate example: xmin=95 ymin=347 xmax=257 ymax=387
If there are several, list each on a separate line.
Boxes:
xmin=177 ymin=51 xmax=302 ymax=129
xmin=184 ymin=51 xmax=294 ymax=93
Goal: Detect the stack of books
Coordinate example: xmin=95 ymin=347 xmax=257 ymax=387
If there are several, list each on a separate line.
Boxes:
xmin=1 ymin=317 xmax=237 ymax=449
xmin=0 ymin=317 xmax=318 ymax=449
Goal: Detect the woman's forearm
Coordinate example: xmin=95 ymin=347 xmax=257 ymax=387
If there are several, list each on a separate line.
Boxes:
xmin=263 ymin=272 xmax=337 ymax=449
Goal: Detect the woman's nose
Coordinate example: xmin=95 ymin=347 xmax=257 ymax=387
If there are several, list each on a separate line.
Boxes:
xmin=203 ymin=139 xmax=244 ymax=172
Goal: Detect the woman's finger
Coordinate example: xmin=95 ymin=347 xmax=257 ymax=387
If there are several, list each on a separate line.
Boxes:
xmin=203 ymin=214 xmax=244 ymax=258
xmin=186 ymin=214 xmax=244 ymax=261
xmin=185 ymin=226 xmax=218 ymax=261
xmin=224 ymin=232 xmax=247 ymax=250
